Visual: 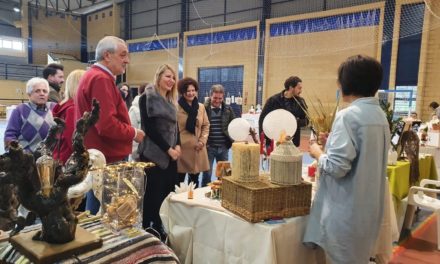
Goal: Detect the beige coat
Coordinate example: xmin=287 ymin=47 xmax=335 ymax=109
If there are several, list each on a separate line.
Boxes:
xmin=177 ymin=102 xmax=210 ymax=173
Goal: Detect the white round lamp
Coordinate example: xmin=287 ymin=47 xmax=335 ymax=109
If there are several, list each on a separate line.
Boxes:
xmin=262 ymin=109 xmax=297 ymax=140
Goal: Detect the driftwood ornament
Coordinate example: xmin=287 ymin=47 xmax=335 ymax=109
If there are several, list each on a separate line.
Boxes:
xmin=0 ymin=100 xmax=100 ymax=244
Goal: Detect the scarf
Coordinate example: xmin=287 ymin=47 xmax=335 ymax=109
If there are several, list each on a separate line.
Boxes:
xmin=49 ymin=82 xmax=61 ymax=92
xmin=178 ymin=96 xmax=199 ymax=135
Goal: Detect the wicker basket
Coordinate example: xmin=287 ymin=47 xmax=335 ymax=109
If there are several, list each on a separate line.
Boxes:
xmin=222 ymin=175 xmax=311 ymax=223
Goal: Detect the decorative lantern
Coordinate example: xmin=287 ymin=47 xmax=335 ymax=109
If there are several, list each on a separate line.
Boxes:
xmin=36 ymin=154 xmax=57 ymax=197
xmin=101 ymin=162 xmax=154 ymax=232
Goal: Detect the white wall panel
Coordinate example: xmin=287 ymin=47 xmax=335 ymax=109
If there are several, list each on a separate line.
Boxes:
xmin=271 ymin=0 xmax=324 ymax=18
xmin=132 ymin=10 xmax=156 ymax=28
xmin=158 ymin=0 xmax=181 ymax=8
xmin=132 ymin=26 xmax=156 ymax=39
xmin=327 ymin=0 xmax=382 ymax=10
xmin=226 ymin=9 xmax=262 ymax=24
xmin=189 ymin=0 xmax=224 ymax=19
xmin=158 ymin=4 xmax=181 ymax=24
xmin=189 ymin=15 xmax=224 ymax=30
xmin=159 ymin=22 xmax=181 ymax=35
xmin=226 ymin=0 xmax=262 ymax=13
xmin=132 ymin=0 xmax=157 ymax=13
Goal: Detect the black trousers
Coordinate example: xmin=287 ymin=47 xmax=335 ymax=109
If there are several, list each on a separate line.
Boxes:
xmin=142 ymin=159 xmax=178 ymax=230
xmin=178 ymin=173 xmax=200 ymax=187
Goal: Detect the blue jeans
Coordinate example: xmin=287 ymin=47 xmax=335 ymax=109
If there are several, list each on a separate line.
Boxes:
xmin=86 ymin=190 xmax=100 ymax=215
xmin=201 ymin=145 xmax=229 ymax=187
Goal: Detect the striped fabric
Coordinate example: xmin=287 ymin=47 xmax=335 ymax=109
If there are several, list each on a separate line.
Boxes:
xmin=0 ymin=217 xmax=179 ymax=264
xmin=207 ymin=110 xmax=227 ymax=147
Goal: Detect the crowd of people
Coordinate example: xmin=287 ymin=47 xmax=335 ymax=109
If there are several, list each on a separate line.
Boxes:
xmin=5 ymin=34 xmax=438 ymax=263
xmin=2 ymin=35 xmax=244 ymax=242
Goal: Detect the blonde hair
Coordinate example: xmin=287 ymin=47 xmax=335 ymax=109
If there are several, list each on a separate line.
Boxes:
xmin=61 ymin=69 xmax=85 ymax=104
xmin=153 ymin=64 xmax=177 ymax=104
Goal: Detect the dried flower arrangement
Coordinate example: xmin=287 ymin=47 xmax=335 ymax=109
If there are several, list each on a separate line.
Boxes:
xmin=294 ymin=95 xmax=339 ymax=143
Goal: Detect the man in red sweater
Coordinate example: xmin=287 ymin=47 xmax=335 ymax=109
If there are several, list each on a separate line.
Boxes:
xmin=76 ymin=36 xmax=145 ymax=213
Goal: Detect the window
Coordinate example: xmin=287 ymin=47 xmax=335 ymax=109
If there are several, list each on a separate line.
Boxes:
xmin=12 ymin=41 xmax=22 ymax=50
xmin=0 ymin=36 xmax=25 ymax=52
xmin=102 ymin=12 xmax=105 ymax=18
xmin=393 ymin=86 xmax=417 ymax=117
xmin=2 ymin=40 xmax=12 ymax=49
xmin=198 ymin=66 xmax=244 ymax=117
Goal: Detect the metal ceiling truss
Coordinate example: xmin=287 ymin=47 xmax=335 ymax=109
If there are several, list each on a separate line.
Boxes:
xmin=28 ymin=0 xmax=107 ymax=15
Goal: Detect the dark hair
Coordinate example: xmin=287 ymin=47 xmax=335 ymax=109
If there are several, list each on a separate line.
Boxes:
xmin=43 ymin=63 xmax=64 ymax=79
xmin=429 ymin=102 xmax=439 ymax=109
xmin=118 ymin=82 xmax=129 ymax=90
xmin=177 ymin=77 xmax=199 ymax=95
xmin=284 ymin=76 xmax=302 ymax=90
xmin=138 ymin=83 xmax=149 ymax=95
xmin=338 ymin=55 xmax=383 ymax=97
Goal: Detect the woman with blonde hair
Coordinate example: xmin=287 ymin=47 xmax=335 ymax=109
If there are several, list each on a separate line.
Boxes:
xmin=53 ymin=69 xmax=86 ymax=164
xmin=138 ymin=64 xmax=180 ymax=240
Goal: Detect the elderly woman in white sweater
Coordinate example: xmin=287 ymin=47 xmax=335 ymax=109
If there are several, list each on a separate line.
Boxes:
xmin=129 ymin=83 xmax=148 ymax=161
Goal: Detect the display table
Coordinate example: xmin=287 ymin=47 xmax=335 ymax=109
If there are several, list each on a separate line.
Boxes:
xmin=420 ymin=145 xmax=440 ymax=176
xmin=0 ymin=217 xmax=179 ymax=263
xmin=387 ymin=155 xmax=438 ymax=230
xmin=160 ymin=180 xmax=397 ymax=264
xmin=387 ymin=155 xmax=438 ymax=201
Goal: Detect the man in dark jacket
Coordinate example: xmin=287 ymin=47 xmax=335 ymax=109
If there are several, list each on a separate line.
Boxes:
xmin=259 ymin=76 xmax=308 ymax=147
xmin=43 ymin=63 xmax=64 ymax=103
xmin=202 ymin=84 xmax=235 ymax=187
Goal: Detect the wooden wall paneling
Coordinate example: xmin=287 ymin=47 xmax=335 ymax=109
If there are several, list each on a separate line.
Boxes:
xmin=419 ymin=0 xmax=440 ymax=120
xmin=183 ymin=21 xmax=260 ymax=112
xmin=264 ymin=2 xmax=384 ymax=109
xmin=126 ymin=33 xmax=179 ymax=86
xmin=31 ymin=11 xmax=81 ymax=65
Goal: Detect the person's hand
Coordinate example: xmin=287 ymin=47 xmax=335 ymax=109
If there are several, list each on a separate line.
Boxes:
xmin=318 ymin=132 xmax=329 ymax=146
xmin=133 ymin=129 xmax=145 ymax=143
xmin=168 ymin=147 xmax=180 ymax=160
xmin=309 ymin=142 xmax=324 ymax=160
xmin=195 ymin=141 xmax=204 ymax=151
xmin=174 ymin=145 xmax=181 ymax=155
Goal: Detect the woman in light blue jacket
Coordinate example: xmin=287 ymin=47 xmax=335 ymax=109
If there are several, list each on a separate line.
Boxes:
xmin=303 ymin=55 xmax=390 ymax=264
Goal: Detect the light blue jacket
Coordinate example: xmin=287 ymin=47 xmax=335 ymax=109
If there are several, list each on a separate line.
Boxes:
xmin=303 ymin=97 xmax=390 ymax=264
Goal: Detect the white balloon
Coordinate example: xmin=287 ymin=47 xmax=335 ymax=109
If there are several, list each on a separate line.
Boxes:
xmin=228 ymin=118 xmax=251 ymax=141
xmin=262 ymin=109 xmax=297 ymax=140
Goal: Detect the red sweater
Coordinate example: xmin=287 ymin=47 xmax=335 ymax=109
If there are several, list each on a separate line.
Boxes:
xmin=75 ymin=65 xmax=135 ymax=163
xmin=52 ymin=99 xmax=75 ymax=164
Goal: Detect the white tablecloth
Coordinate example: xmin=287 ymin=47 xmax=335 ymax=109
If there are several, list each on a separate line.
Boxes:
xmin=160 ymin=180 xmax=398 ymax=264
